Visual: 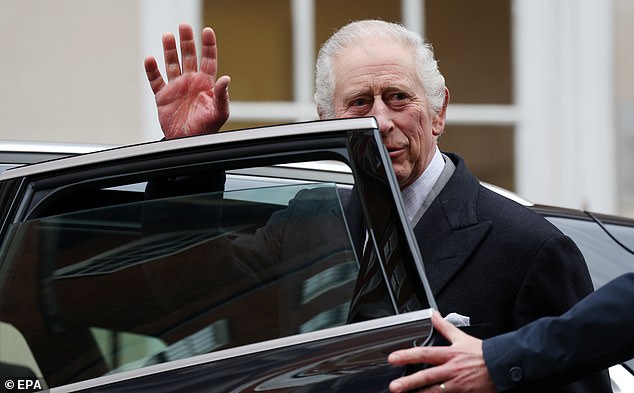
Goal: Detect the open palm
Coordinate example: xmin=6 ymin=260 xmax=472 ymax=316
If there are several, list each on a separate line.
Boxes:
xmin=145 ymin=24 xmax=230 ymax=139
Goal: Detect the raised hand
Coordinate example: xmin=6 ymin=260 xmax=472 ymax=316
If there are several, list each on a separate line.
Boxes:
xmin=388 ymin=311 xmax=496 ymax=393
xmin=145 ymin=24 xmax=230 ymax=139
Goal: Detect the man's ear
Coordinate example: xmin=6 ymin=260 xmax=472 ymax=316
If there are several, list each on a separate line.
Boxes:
xmin=432 ymin=88 xmax=450 ymax=137
xmin=317 ymin=106 xmax=326 ymax=120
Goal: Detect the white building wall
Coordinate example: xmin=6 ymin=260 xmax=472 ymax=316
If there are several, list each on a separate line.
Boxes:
xmin=513 ymin=0 xmax=616 ymax=213
xmin=0 ymin=1 xmax=142 ymax=144
xmin=615 ymin=0 xmax=634 ymax=218
xmin=0 ymin=0 xmax=202 ymax=145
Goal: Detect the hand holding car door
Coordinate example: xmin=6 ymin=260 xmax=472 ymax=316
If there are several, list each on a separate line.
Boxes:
xmin=144 ymin=23 xmax=230 ymax=139
xmin=388 ymin=311 xmax=496 ymax=393
xmin=389 ymin=273 xmax=634 ymax=392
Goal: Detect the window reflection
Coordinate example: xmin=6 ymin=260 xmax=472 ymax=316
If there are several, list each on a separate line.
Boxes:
xmin=0 ymin=182 xmax=359 ymax=386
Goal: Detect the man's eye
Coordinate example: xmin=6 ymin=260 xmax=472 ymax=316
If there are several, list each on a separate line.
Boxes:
xmin=391 ymin=93 xmax=408 ymax=101
xmin=352 ymin=98 xmax=368 ymax=107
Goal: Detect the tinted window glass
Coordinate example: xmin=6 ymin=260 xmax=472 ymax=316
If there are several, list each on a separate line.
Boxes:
xmin=0 ymin=181 xmax=363 ymax=387
xmin=604 ymin=223 xmax=634 ymax=255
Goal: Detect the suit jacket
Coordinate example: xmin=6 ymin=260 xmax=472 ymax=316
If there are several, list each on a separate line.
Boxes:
xmin=484 ymin=272 xmax=634 ymax=391
xmin=347 ymin=152 xmax=612 ymax=392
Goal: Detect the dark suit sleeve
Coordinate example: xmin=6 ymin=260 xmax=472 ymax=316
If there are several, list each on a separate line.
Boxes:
xmin=511 ymin=233 xmax=594 ymax=328
xmin=143 ymin=172 xmax=226 ymax=233
xmin=484 ymin=273 xmax=634 ymax=392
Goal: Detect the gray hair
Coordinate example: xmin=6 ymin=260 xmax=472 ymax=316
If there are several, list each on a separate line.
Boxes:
xmin=314 ymin=19 xmax=446 ymax=119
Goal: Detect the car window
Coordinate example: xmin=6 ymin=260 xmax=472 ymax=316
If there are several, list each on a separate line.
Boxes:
xmin=0 ymin=164 xmax=18 ymax=173
xmin=603 ymin=222 xmax=634 ymax=254
xmin=0 ymin=179 xmax=369 ymax=387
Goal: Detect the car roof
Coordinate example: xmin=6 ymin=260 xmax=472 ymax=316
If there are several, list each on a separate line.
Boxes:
xmin=0 ymin=118 xmax=379 ymax=181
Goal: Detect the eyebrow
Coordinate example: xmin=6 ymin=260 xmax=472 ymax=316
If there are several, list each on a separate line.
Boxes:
xmin=342 ymin=85 xmax=411 ymax=102
xmin=340 ymin=86 xmax=371 ymax=102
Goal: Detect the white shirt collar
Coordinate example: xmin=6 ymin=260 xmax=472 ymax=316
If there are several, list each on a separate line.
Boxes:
xmin=401 ymin=146 xmax=445 ymax=221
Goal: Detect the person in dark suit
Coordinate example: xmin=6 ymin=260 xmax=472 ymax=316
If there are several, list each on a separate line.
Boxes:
xmin=388 ymin=272 xmax=634 ymax=393
xmin=144 ymin=20 xmax=611 ymax=392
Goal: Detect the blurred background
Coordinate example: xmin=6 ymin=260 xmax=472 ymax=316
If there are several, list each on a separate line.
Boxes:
xmin=1 ymin=0 xmax=633 ymax=218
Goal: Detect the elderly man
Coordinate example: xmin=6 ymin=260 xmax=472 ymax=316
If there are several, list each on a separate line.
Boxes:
xmin=144 ymin=20 xmax=611 ymax=392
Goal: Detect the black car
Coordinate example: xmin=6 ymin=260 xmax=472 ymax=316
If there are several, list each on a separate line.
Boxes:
xmin=0 ymin=118 xmax=632 ymax=392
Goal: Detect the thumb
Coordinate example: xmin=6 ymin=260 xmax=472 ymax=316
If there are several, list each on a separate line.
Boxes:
xmin=215 ymin=75 xmax=231 ymax=113
xmin=432 ymin=310 xmax=466 ymax=344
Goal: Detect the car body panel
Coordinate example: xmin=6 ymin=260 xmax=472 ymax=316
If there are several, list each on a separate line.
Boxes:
xmin=59 ymin=310 xmax=432 ymax=392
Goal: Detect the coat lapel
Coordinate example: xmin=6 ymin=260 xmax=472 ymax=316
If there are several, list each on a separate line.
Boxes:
xmin=414 ymin=153 xmax=491 ymax=296
xmin=415 ymin=219 xmax=490 ymax=296
xmin=346 ymin=152 xmax=491 ymax=298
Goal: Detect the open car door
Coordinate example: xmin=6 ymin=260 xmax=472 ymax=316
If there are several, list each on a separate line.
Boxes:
xmin=0 ymin=117 xmax=435 ymax=392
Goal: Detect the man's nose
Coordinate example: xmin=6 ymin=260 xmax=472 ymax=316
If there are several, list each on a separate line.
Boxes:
xmin=369 ymin=98 xmax=393 ymax=135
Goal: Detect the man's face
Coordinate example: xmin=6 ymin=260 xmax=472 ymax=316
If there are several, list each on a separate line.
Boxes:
xmin=331 ymin=40 xmax=447 ymax=189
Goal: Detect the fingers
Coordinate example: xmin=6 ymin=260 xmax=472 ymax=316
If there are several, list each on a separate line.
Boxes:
xmin=150 ymin=23 xmax=224 ymax=94
xmin=162 ymin=23 xmax=200 ymax=80
xmin=144 ymin=56 xmax=165 ymax=95
xmin=389 ymin=365 xmax=452 ymax=393
xmin=388 ymin=346 xmax=451 ymax=367
xmin=214 ymin=75 xmax=231 ymax=116
xmin=178 ymin=23 xmax=198 ymax=73
xmin=387 ymin=312 xmax=462 ymax=392
xmin=162 ymin=31 xmax=181 ymax=81
xmin=431 ymin=310 xmax=465 ymax=344
xmin=388 ymin=311 xmax=489 ymax=393
xmin=388 ymin=312 xmax=472 ymax=366
xmin=200 ymin=26 xmax=219 ymax=77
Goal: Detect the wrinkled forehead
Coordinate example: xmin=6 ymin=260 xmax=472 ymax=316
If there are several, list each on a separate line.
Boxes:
xmin=335 ymin=33 xmax=412 ymax=55
xmin=332 ymin=24 xmax=412 ymax=49
xmin=332 ymin=39 xmax=417 ymax=81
